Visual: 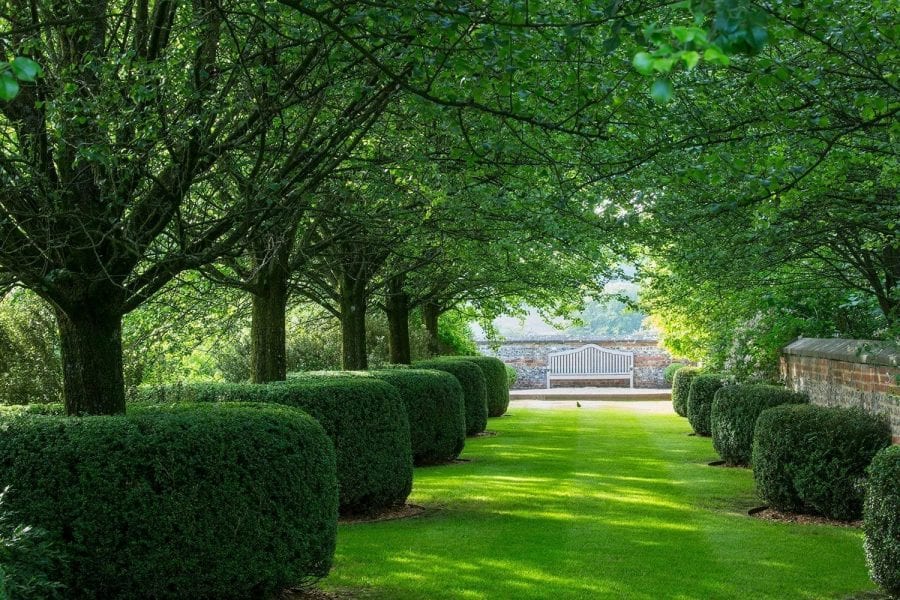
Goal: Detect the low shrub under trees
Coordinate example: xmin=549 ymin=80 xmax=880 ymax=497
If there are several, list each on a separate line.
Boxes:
xmin=864 ymin=445 xmax=900 ymax=598
xmin=505 ymin=364 xmax=518 ymax=388
xmin=414 ymin=358 xmax=488 ymax=435
xmin=445 ymin=356 xmax=510 ymax=417
xmin=671 ymin=366 xmax=701 ymax=418
xmin=0 ymin=403 xmax=338 ymax=599
xmin=686 ymin=374 xmax=725 ymax=436
xmin=752 ymin=404 xmax=891 ymax=521
xmin=710 ymin=384 xmax=808 ymax=466
xmin=663 ymin=363 xmax=686 ymax=385
xmin=368 ymin=369 xmax=466 ymax=465
xmin=135 ymin=378 xmax=413 ymax=514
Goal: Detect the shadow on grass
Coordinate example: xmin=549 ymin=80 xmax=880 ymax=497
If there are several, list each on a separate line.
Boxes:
xmin=326 ymin=408 xmax=873 ymax=600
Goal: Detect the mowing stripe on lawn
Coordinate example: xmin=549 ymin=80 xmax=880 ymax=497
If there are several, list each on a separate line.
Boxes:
xmin=323 ymin=407 xmax=873 ymax=599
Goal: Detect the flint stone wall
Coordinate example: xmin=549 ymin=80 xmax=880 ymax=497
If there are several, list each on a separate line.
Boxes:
xmin=476 ymin=338 xmax=675 ymax=389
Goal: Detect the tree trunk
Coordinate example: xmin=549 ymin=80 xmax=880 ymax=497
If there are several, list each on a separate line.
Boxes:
xmin=250 ymin=272 xmax=289 ymax=383
xmin=386 ymin=275 xmax=411 ymax=364
xmin=423 ymin=301 xmax=441 ymax=356
xmin=339 ymin=273 xmax=368 ymax=370
xmin=249 ymin=235 xmax=294 ymax=383
xmin=56 ymin=307 xmax=125 ymax=415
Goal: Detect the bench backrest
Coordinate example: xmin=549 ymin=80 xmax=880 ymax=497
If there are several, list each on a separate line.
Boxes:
xmin=547 ymin=344 xmax=634 ymax=375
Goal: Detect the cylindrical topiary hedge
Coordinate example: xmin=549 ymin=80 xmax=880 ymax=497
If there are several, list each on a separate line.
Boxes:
xmin=686 ymin=373 xmax=725 ymax=436
xmin=0 ymin=402 xmax=338 ymax=599
xmin=445 ymin=355 xmax=510 ymax=417
xmin=368 ymin=369 xmax=466 ymax=465
xmin=711 ymin=384 xmax=808 ymax=466
xmin=414 ymin=358 xmax=488 ymax=435
xmin=864 ymin=445 xmax=900 ymax=597
xmin=135 ymin=378 xmax=413 ymax=515
xmin=671 ymin=366 xmax=700 ymax=418
xmin=752 ymin=404 xmax=891 ymax=520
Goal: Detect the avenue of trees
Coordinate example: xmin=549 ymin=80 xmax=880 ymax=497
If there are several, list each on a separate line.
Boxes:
xmin=0 ymin=1 xmax=896 ymax=412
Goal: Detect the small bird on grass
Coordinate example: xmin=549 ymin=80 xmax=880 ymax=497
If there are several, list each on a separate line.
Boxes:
xmin=576 ymin=401 xmax=582 ymax=408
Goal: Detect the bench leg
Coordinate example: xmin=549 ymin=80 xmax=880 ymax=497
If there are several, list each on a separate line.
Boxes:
xmin=546 ymin=372 xmax=550 ymax=389
xmin=630 ymin=374 xmax=634 ymax=388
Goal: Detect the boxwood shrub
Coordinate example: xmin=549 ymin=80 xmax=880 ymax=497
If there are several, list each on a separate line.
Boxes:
xmin=0 ymin=402 xmax=338 ymax=599
xmin=686 ymin=374 xmax=725 ymax=436
xmin=445 ymin=356 xmax=510 ymax=417
xmin=710 ymin=384 xmax=808 ymax=466
xmin=671 ymin=366 xmax=700 ymax=418
xmin=505 ymin=364 xmax=518 ymax=388
xmin=752 ymin=404 xmax=890 ymax=520
xmin=864 ymin=445 xmax=900 ymax=597
xmin=414 ymin=358 xmax=488 ymax=435
xmin=135 ymin=378 xmax=413 ymax=514
xmin=368 ymin=369 xmax=466 ymax=465
xmin=663 ymin=363 xmax=686 ymax=385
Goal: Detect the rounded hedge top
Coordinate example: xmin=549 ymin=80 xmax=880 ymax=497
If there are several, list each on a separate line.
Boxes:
xmin=752 ymin=404 xmax=890 ymax=520
xmin=444 ymin=356 xmax=510 ymax=417
xmin=671 ymin=366 xmax=701 ymax=418
xmin=864 ymin=445 xmax=900 ymax=597
xmin=710 ymin=383 xmax=808 ymax=466
xmin=368 ymin=368 xmax=467 ymax=465
xmin=0 ymin=402 xmax=338 ymax=599
xmin=414 ymin=358 xmax=488 ymax=435
xmin=135 ymin=378 xmax=413 ymax=515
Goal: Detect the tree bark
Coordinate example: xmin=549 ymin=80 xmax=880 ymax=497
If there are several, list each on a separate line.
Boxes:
xmin=385 ymin=275 xmax=411 ymax=364
xmin=423 ymin=301 xmax=441 ymax=356
xmin=56 ymin=307 xmax=126 ymax=415
xmin=250 ymin=272 xmax=289 ymax=383
xmin=339 ymin=272 xmax=368 ymax=370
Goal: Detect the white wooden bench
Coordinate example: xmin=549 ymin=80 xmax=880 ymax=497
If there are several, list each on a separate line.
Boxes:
xmin=546 ymin=344 xmax=634 ymax=388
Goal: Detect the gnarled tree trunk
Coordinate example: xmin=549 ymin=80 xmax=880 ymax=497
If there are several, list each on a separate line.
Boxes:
xmin=56 ymin=306 xmax=125 ymax=415
xmin=385 ymin=275 xmax=411 ymax=364
xmin=340 ymin=272 xmax=368 ymax=370
xmin=250 ymin=273 xmax=289 ymax=383
xmin=423 ymin=301 xmax=442 ymax=356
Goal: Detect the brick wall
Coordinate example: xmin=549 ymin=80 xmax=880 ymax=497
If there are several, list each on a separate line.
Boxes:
xmin=476 ymin=338 xmax=675 ymax=389
xmin=781 ymin=338 xmax=899 ymax=443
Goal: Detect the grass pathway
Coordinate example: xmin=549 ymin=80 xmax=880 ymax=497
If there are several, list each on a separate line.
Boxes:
xmin=322 ymin=405 xmax=874 ymax=599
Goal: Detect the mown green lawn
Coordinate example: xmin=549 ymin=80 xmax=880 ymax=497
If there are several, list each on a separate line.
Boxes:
xmin=321 ymin=404 xmax=874 ymax=599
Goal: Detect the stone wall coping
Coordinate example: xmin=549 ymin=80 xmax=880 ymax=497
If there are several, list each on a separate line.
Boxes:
xmin=783 ymin=338 xmax=898 ymax=367
xmin=476 ymin=338 xmax=659 ymax=345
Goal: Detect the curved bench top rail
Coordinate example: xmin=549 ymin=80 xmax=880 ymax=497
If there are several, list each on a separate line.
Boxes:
xmin=547 ymin=344 xmax=634 ymax=358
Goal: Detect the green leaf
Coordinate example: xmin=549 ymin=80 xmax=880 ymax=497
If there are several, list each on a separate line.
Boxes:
xmin=650 ymin=78 xmax=673 ymax=103
xmin=682 ymin=51 xmax=700 ymax=70
xmin=703 ymin=47 xmax=730 ymax=66
xmin=652 ymin=57 xmax=676 ymax=73
xmin=632 ymin=52 xmax=654 ymax=76
xmin=11 ymin=57 xmax=41 ymax=82
xmin=0 ymin=73 xmax=20 ymax=100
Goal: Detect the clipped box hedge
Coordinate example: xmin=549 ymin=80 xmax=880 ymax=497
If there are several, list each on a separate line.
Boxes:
xmin=0 ymin=403 xmax=338 ymax=599
xmin=752 ymin=404 xmax=890 ymax=520
xmin=671 ymin=366 xmax=700 ymax=418
xmin=711 ymin=384 xmax=808 ymax=466
xmin=445 ymin=356 xmax=510 ymax=417
xmin=369 ymin=369 xmax=466 ymax=465
xmin=135 ymin=378 xmax=413 ymax=514
xmin=663 ymin=363 xmax=686 ymax=385
xmin=687 ymin=374 xmax=725 ymax=436
xmin=414 ymin=358 xmax=488 ymax=435
xmin=864 ymin=445 xmax=900 ymax=597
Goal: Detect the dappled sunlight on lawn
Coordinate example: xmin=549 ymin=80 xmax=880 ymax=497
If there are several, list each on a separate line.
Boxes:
xmin=323 ymin=407 xmax=874 ymax=599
